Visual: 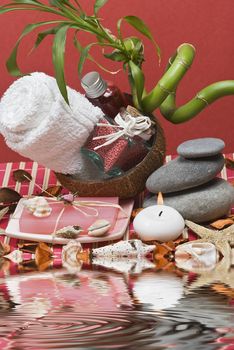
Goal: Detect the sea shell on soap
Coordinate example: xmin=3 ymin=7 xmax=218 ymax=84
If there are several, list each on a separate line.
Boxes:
xmin=23 ymin=196 xmax=52 ymax=217
xmin=88 ymin=219 xmax=111 ymax=237
xmin=55 ymin=225 xmax=83 ymax=239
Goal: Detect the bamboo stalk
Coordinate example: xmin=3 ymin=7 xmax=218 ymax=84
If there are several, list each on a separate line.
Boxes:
xmin=141 ymin=43 xmax=196 ymax=113
xmin=160 ymin=80 xmax=234 ymax=123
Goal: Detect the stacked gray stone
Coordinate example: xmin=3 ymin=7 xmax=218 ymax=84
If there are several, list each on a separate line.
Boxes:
xmin=144 ymin=138 xmax=234 ymax=223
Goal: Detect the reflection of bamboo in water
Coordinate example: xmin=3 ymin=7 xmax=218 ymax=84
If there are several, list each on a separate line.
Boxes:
xmin=141 ymin=44 xmax=234 ymax=123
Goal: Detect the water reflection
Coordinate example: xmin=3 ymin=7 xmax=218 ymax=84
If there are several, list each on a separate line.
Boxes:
xmin=0 ymin=262 xmax=232 ymax=349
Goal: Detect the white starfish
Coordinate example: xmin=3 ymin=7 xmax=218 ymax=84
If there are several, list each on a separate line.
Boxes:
xmin=177 ymin=220 xmax=234 ymax=292
xmin=181 ymin=220 xmax=234 ymax=263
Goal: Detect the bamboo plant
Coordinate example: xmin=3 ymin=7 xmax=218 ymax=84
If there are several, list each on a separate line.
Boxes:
xmin=1 ymin=0 xmax=234 ymax=123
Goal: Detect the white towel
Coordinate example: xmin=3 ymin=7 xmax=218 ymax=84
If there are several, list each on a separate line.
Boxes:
xmin=0 ymin=72 xmax=104 ymax=174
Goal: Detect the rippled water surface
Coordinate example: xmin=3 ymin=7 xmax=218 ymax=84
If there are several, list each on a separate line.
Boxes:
xmin=0 ymin=267 xmax=233 ymax=349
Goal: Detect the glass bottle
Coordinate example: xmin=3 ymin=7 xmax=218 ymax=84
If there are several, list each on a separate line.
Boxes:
xmin=81 ymin=71 xmax=128 ymax=119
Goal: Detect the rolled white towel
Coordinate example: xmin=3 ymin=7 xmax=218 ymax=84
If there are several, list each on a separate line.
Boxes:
xmin=0 ymin=72 xmax=104 ymax=174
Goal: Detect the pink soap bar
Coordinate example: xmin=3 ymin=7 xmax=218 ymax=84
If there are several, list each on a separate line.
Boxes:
xmin=19 ymin=197 xmax=119 ymax=234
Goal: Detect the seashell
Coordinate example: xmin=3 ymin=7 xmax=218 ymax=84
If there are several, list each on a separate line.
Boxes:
xmin=4 ymin=249 xmax=23 ymax=264
xmin=92 ymin=256 xmax=155 ymax=274
xmin=92 ymin=239 xmax=155 ymax=257
xmin=175 ymin=242 xmax=219 ymax=273
xmin=88 ymin=219 xmax=111 ymax=237
xmin=55 ymin=225 xmax=83 ymax=239
xmin=23 ymin=196 xmax=52 ymax=217
xmin=62 ymin=240 xmax=83 ymax=273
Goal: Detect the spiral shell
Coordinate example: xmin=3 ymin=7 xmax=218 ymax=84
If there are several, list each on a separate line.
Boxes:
xmin=23 ymin=196 xmax=52 ymax=217
xmin=55 ymin=225 xmax=83 ymax=239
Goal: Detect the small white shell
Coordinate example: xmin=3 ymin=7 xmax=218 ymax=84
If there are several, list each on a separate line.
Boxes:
xmin=55 ymin=225 xmax=83 ymax=239
xmin=175 ymin=242 xmax=219 ymax=272
xmin=62 ymin=240 xmax=83 ymax=273
xmin=88 ymin=219 xmax=111 ymax=237
xmin=23 ymin=197 xmax=52 ymax=217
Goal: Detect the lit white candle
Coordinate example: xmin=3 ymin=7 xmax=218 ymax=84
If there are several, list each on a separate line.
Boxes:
xmin=133 ymin=193 xmax=185 ymax=242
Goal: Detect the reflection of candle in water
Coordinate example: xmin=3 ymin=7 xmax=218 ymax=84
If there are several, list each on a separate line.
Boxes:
xmin=133 ymin=271 xmax=184 ymax=310
xmin=133 ymin=192 xmax=185 ymax=242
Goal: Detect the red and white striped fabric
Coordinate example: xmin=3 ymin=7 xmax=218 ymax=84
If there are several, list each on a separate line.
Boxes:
xmin=0 ymin=154 xmax=234 ymax=251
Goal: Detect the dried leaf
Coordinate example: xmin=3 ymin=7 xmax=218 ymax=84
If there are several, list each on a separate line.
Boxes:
xmin=154 ymin=237 xmax=187 ymax=262
xmin=0 ymin=204 xmax=17 ymax=214
xmin=212 ymin=284 xmax=234 ymax=299
xmin=154 ymin=241 xmax=175 ymax=261
xmin=18 ymin=242 xmax=38 ymax=253
xmin=0 ymin=207 xmax=9 ymax=221
xmin=126 ymin=105 xmax=141 ymax=116
xmin=19 ymin=260 xmax=38 ymax=272
xmin=0 ymin=241 xmax=10 ymax=257
xmin=225 ymin=158 xmax=234 ymax=170
xmin=39 ymin=185 xmax=63 ymax=197
xmin=0 ymin=258 xmax=10 ymax=275
xmin=35 ymin=242 xmax=53 ymax=270
xmin=0 ymin=188 xmax=21 ymax=204
xmin=13 ymin=169 xmax=32 ymax=183
xmin=131 ymin=208 xmax=143 ymax=219
xmin=210 ymin=217 xmax=234 ymax=230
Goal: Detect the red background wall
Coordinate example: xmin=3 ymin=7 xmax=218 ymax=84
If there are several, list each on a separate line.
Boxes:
xmin=0 ymin=0 xmax=234 ymax=162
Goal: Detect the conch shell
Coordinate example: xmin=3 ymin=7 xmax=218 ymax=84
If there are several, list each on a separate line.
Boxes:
xmin=92 ymin=239 xmax=155 ymax=258
xmin=23 ymin=196 xmax=52 ymax=217
xmin=88 ymin=219 xmax=111 ymax=237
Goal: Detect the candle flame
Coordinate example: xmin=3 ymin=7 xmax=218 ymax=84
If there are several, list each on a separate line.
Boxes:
xmin=157 ymin=192 xmax=164 ymax=205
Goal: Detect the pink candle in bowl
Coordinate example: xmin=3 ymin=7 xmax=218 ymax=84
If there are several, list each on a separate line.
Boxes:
xmin=133 ymin=193 xmax=185 ymax=242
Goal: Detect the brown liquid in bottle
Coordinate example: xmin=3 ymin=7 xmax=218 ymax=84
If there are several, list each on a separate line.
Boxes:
xmin=81 ymin=72 xmax=128 ymax=119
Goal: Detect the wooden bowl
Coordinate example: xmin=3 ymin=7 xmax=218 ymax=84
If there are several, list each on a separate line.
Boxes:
xmin=55 ymin=118 xmax=165 ymax=199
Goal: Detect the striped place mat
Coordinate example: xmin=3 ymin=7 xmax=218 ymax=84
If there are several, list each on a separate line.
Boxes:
xmin=0 ymin=154 xmax=234 ymax=251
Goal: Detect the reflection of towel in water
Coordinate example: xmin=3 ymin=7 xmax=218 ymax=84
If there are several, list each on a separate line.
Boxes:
xmin=0 ymin=72 xmax=104 ymax=174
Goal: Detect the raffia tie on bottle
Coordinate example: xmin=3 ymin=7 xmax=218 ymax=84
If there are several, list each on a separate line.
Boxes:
xmin=93 ymin=113 xmax=152 ymax=150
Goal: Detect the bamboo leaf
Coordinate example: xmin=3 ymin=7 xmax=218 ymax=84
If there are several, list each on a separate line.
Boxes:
xmin=0 ymin=4 xmax=62 ymax=17
xmin=104 ymin=50 xmax=127 ymax=62
xmin=128 ymin=60 xmax=145 ymax=107
xmin=33 ymin=24 xmax=64 ymax=49
xmin=94 ymin=0 xmax=108 ymax=15
xmin=77 ymin=43 xmax=95 ymax=77
xmin=117 ymin=17 xmax=123 ymax=43
xmin=13 ymin=0 xmax=41 ymax=4
xmin=74 ymin=35 xmax=119 ymax=74
xmin=52 ymin=24 xmax=70 ymax=104
xmin=124 ymin=15 xmax=161 ymax=62
xmin=0 ymin=7 xmax=27 ymax=14
xmin=6 ymin=21 xmax=62 ymax=77
xmin=14 ymin=0 xmax=42 ymax=5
